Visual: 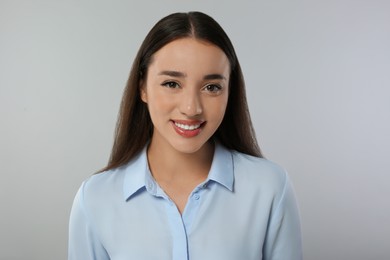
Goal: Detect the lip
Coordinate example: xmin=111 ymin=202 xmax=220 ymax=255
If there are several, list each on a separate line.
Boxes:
xmin=171 ymin=120 xmax=206 ymax=138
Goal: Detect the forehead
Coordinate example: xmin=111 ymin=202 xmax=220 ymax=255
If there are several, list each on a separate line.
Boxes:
xmin=148 ymin=38 xmax=230 ymax=76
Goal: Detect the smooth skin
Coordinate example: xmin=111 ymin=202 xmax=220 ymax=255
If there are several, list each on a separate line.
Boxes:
xmin=140 ymin=37 xmax=230 ymax=213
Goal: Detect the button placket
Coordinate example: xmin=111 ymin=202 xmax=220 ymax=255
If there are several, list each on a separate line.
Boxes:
xmin=193 ymin=193 xmax=200 ymax=200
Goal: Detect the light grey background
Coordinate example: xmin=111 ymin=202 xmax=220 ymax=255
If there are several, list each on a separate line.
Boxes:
xmin=1 ymin=0 xmax=389 ymax=259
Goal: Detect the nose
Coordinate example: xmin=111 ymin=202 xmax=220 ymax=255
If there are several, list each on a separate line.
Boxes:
xmin=179 ymin=89 xmax=203 ymax=117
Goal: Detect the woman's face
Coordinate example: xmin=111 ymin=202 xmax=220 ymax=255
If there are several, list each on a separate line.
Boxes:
xmin=141 ymin=37 xmax=230 ymax=155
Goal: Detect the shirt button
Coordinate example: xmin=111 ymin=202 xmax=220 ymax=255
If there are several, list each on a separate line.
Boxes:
xmin=193 ymin=193 xmax=200 ymax=200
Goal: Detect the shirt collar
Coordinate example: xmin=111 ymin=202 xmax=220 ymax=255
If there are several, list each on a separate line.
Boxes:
xmin=122 ymin=142 xmax=234 ymax=201
xmin=206 ymin=143 xmax=234 ymax=191
xmin=122 ymin=146 xmax=149 ymax=201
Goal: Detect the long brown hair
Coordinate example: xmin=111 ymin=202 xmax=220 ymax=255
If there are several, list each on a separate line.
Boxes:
xmin=99 ymin=12 xmax=262 ymax=173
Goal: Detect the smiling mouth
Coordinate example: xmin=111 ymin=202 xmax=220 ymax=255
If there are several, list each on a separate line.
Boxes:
xmin=171 ymin=120 xmax=205 ymax=137
xmin=174 ymin=122 xmax=202 ymax=130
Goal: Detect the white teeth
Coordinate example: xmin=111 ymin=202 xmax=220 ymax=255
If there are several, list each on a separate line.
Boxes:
xmin=174 ymin=122 xmax=201 ymax=130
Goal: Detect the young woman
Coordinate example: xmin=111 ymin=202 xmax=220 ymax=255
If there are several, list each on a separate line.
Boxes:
xmin=69 ymin=11 xmax=302 ymax=260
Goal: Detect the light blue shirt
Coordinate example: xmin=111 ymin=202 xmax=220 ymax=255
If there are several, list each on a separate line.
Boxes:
xmin=68 ymin=144 xmax=302 ymax=260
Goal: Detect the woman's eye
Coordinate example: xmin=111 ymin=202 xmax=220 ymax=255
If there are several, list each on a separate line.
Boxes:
xmin=204 ymin=84 xmax=222 ymax=93
xmin=162 ymin=81 xmax=180 ymax=88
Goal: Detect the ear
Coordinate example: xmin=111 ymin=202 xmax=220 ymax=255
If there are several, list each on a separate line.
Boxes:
xmin=139 ymin=81 xmax=147 ymax=103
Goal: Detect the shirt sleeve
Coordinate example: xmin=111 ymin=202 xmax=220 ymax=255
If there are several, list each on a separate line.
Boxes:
xmin=68 ymin=182 xmax=110 ymax=260
xmin=263 ymin=173 xmax=303 ymax=260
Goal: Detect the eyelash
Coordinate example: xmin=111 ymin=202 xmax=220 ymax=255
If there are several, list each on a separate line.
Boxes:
xmin=161 ymin=81 xmax=180 ymax=89
xmin=203 ymin=84 xmax=222 ymax=93
xmin=161 ymin=81 xmax=223 ymax=94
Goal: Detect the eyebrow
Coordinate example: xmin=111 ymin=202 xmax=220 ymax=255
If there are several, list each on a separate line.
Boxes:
xmin=158 ymin=70 xmax=186 ymax=78
xmin=158 ymin=70 xmax=227 ymax=80
xmin=203 ymin=74 xmax=227 ymax=80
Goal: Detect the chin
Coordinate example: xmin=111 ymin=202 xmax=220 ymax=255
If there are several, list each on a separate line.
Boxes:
xmin=171 ymin=139 xmax=209 ymax=155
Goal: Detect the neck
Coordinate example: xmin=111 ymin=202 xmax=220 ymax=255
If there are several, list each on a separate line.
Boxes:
xmin=147 ymin=139 xmax=214 ymax=183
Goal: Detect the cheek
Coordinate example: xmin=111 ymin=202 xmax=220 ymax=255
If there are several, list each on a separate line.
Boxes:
xmin=218 ymin=93 xmax=229 ymax=111
xmin=205 ymin=96 xmax=228 ymax=120
xmin=217 ymin=103 xmax=228 ymax=120
xmin=147 ymin=93 xmax=175 ymax=115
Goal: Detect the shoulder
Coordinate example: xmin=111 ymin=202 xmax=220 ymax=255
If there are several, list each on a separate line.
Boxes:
xmin=80 ymin=150 xmax=147 ymax=207
xmin=79 ymin=167 xmax=126 ymax=207
xmin=231 ymin=151 xmax=288 ymax=195
xmin=82 ymin=150 xmax=145 ymax=196
xmin=232 ymin=151 xmax=287 ymax=182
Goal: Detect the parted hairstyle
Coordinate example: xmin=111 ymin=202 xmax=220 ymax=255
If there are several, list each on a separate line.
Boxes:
xmin=99 ymin=11 xmax=262 ymax=173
